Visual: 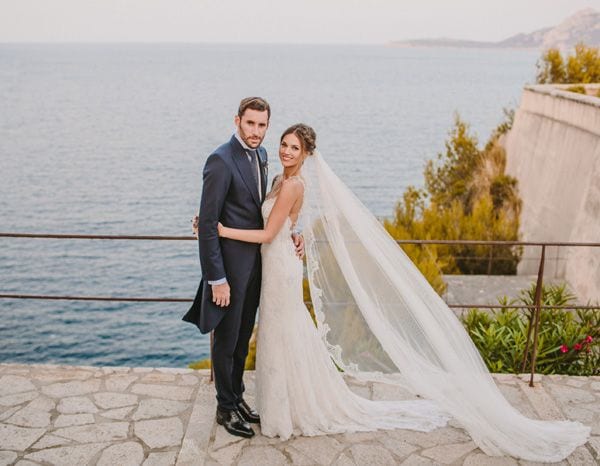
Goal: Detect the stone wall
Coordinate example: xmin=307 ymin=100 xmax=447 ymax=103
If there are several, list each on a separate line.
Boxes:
xmin=505 ymin=83 xmax=600 ymax=301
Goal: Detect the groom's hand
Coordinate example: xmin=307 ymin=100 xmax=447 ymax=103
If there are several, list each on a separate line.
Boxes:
xmin=292 ymin=233 xmax=305 ymax=259
xmin=212 ymin=282 xmax=230 ymax=308
xmin=191 ymin=214 xmax=199 ymax=238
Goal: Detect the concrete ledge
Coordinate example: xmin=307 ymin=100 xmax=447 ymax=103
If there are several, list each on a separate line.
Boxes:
xmin=524 ymin=84 xmax=600 ymax=111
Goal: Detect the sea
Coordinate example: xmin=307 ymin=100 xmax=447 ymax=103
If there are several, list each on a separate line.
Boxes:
xmin=0 ymin=44 xmax=539 ymax=367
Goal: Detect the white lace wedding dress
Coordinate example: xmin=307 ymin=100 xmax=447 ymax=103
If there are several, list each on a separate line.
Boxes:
xmin=254 ymin=178 xmax=450 ymax=440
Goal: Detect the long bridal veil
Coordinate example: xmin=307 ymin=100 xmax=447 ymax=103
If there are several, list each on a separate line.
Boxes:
xmin=301 ymin=150 xmax=590 ymax=462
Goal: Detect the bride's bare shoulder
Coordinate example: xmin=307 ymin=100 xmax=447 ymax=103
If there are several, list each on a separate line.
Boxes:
xmin=274 ymin=176 xmax=304 ymax=206
xmin=282 ymin=175 xmax=305 ymax=190
xmin=280 ymin=177 xmax=305 ymax=199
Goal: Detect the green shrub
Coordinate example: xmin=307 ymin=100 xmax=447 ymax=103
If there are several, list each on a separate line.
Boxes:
xmin=188 ymin=358 xmax=211 ymax=370
xmin=461 ymin=283 xmax=599 ymax=376
xmin=189 ymin=327 xmax=257 ymax=371
xmin=536 ymin=48 xmax=566 ymax=84
xmin=537 ymin=43 xmax=600 ymax=84
xmin=384 ymin=113 xmax=522 ymax=287
xmin=566 ymin=85 xmax=587 ymax=94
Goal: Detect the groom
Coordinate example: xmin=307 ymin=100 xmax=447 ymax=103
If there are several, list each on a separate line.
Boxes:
xmin=183 ymin=97 xmax=303 ymax=438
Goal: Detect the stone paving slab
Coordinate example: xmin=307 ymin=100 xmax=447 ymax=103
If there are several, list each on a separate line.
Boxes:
xmin=0 ymin=363 xmax=598 ymax=465
xmin=0 ymin=363 xmax=206 ymax=466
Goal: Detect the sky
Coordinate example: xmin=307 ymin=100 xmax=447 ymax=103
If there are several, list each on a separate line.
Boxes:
xmin=0 ymin=0 xmax=598 ymax=44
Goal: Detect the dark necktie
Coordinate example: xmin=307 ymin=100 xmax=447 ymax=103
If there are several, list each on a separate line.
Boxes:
xmin=247 ymin=149 xmax=261 ymax=199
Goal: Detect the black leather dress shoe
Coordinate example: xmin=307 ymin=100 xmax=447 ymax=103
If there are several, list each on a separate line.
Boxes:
xmin=237 ymin=399 xmax=260 ymax=424
xmin=216 ymin=407 xmax=255 ymax=438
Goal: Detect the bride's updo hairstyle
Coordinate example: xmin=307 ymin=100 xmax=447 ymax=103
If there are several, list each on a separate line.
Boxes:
xmin=280 ymin=123 xmax=317 ymax=156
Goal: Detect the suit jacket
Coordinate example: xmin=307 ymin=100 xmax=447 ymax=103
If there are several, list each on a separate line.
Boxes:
xmin=182 ymin=135 xmax=268 ymax=333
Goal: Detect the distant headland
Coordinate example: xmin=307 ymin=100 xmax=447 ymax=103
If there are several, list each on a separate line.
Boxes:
xmin=390 ymin=8 xmax=600 ymax=49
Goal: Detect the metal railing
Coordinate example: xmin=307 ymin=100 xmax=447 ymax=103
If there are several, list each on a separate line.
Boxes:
xmin=1 ymin=232 xmax=599 ymax=387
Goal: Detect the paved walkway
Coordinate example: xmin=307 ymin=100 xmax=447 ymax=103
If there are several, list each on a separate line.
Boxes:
xmin=0 ymin=364 xmax=598 ymax=465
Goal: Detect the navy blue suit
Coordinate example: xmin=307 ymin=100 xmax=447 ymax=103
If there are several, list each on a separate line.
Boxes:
xmin=182 ymin=135 xmax=268 ymax=410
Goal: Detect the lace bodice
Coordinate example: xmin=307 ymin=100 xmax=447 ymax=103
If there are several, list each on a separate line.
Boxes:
xmin=261 ymin=175 xmax=305 ymax=236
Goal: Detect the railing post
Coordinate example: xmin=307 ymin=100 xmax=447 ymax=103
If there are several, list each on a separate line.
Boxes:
xmin=521 ymin=311 xmax=534 ymax=373
xmin=527 ymin=245 xmax=546 ymax=387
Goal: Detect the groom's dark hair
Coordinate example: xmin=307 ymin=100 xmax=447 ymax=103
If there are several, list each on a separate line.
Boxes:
xmin=238 ymin=97 xmax=271 ymax=120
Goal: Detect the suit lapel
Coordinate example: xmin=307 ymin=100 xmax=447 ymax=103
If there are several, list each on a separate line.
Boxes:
xmin=230 ymin=136 xmax=261 ymax=208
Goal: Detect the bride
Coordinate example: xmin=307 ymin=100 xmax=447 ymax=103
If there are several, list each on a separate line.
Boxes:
xmin=216 ymin=123 xmax=590 ymax=462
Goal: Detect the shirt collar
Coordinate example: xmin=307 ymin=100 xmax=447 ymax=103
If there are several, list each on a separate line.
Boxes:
xmin=234 ymin=131 xmax=253 ymax=151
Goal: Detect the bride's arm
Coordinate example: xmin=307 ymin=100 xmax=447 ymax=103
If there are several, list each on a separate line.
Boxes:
xmin=218 ymin=179 xmax=303 ymax=244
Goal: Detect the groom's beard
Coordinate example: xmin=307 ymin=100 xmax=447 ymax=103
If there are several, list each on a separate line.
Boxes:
xmin=238 ymin=128 xmax=264 ymax=149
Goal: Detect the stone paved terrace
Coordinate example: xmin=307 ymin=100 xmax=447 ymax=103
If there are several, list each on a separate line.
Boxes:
xmin=0 ymin=364 xmax=598 ymax=466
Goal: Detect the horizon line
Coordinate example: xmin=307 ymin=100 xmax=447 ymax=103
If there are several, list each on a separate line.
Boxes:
xmin=2 ymin=40 xmax=386 ymax=46
xmin=0 ymin=40 xmax=546 ymax=49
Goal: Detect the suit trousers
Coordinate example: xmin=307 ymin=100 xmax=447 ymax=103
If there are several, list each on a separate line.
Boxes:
xmin=212 ymin=255 xmax=261 ymax=410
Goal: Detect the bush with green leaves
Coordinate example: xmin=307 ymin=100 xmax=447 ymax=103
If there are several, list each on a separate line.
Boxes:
xmin=384 ymin=111 xmax=522 ymax=292
xmin=461 ymin=283 xmax=599 ymax=376
xmin=566 ymin=85 xmax=587 ymax=95
xmin=537 ymin=43 xmax=600 ymax=84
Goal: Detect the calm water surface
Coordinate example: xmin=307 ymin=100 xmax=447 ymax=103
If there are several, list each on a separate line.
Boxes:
xmin=0 ymin=44 xmax=539 ymax=367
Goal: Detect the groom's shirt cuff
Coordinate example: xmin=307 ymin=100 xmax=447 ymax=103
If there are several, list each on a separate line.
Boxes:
xmin=208 ymin=277 xmax=227 ymax=285
xmin=292 ymin=219 xmax=303 ymax=236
